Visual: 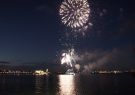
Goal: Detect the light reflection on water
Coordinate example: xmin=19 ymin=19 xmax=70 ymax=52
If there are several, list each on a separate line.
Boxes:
xmin=57 ymin=75 xmax=75 ymax=95
xmin=35 ymin=76 xmax=49 ymax=95
xmin=35 ymin=76 xmax=44 ymax=94
xmin=0 ymin=75 xmax=135 ymax=95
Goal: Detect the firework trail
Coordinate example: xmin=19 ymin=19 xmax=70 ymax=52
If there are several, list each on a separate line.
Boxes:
xmin=59 ymin=0 xmax=91 ymax=69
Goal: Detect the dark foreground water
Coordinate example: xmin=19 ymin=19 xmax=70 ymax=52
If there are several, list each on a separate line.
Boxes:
xmin=0 ymin=74 xmax=135 ymax=95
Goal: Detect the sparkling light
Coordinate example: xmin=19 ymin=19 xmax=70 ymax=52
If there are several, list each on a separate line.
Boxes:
xmin=59 ymin=0 xmax=90 ymax=31
xmin=61 ymin=48 xmax=77 ymax=67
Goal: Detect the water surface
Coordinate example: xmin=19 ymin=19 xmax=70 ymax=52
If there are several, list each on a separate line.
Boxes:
xmin=0 ymin=74 xmax=135 ymax=95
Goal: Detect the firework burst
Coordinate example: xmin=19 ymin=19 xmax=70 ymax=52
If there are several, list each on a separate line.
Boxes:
xmin=59 ymin=0 xmax=90 ymax=31
xmin=61 ymin=48 xmax=78 ymax=67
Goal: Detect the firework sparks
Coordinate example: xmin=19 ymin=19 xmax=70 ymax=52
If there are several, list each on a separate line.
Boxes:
xmin=61 ymin=48 xmax=77 ymax=67
xmin=59 ymin=0 xmax=90 ymax=31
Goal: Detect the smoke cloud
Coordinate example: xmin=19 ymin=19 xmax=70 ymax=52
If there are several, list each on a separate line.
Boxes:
xmin=75 ymin=64 xmax=81 ymax=71
xmin=76 ymin=47 xmax=135 ymax=73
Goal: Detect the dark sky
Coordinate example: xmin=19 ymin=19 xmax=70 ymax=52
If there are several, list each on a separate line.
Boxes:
xmin=0 ymin=0 xmax=135 ymax=66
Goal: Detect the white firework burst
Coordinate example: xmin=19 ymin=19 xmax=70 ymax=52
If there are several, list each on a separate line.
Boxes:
xmin=59 ymin=0 xmax=90 ymax=31
xmin=61 ymin=48 xmax=78 ymax=67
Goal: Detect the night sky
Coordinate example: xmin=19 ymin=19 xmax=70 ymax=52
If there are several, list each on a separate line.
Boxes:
xmin=0 ymin=0 xmax=135 ymax=69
